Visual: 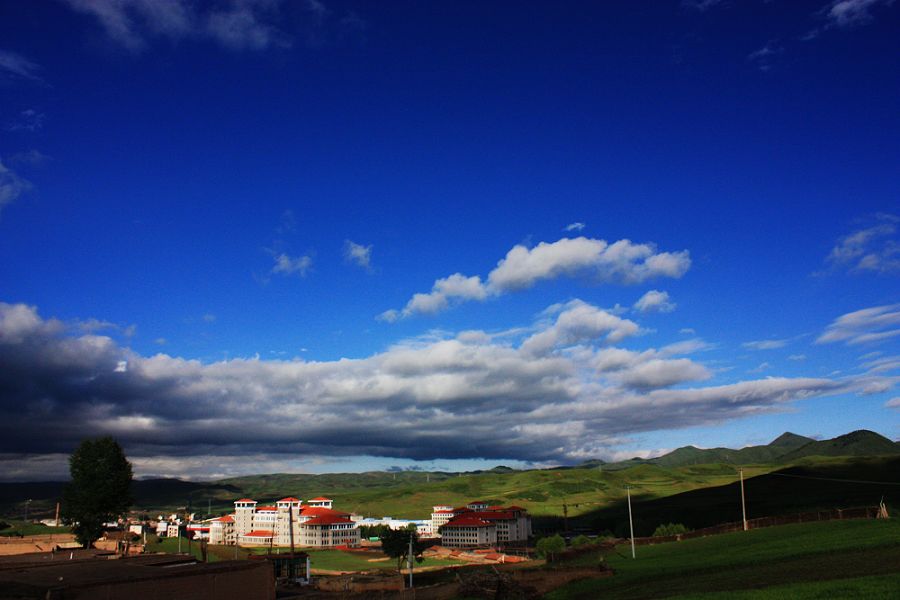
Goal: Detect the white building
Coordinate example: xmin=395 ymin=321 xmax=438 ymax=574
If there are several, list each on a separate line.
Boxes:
xmin=218 ymin=496 xmax=360 ymax=548
xmin=356 ymin=516 xmax=433 ymax=537
xmin=438 ymin=502 xmax=532 ymax=548
xmin=208 ymin=515 xmax=235 ymax=545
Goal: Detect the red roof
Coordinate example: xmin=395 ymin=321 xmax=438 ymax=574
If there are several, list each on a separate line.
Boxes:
xmin=278 ymin=497 xmax=301 ymax=503
xmin=452 ymin=507 xmax=472 ymax=513
xmin=244 ymin=530 xmax=273 ymax=537
xmin=470 ymin=511 xmax=516 ymax=521
xmin=235 ymin=498 xmax=257 ymax=503
xmin=214 ymin=516 xmax=234 ymax=523
xmin=256 ymin=506 xmax=277 ymax=512
xmin=443 ymin=516 xmax=492 ymax=528
xmin=300 ymin=506 xmax=349 ymax=517
xmin=308 ymin=496 xmax=332 ymax=502
xmin=433 ymin=510 xmax=453 ymax=514
xmin=304 ymin=515 xmax=353 ymax=526
xmin=506 ymin=505 xmax=527 ymax=511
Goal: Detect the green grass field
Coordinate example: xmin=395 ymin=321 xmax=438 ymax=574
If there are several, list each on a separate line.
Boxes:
xmin=0 ymin=519 xmax=70 ymax=537
xmin=545 ymin=518 xmax=900 ymax=599
xmin=144 ymin=537 xmax=466 ymax=572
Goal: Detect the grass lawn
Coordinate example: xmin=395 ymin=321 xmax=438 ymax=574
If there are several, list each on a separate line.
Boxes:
xmin=0 ymin=520 xmax=71 ymax=537
xmin=144 ymin=539 xmax=465 ymax=572
xmin=545 ymin=518 xmax=900 ymax=599
xmin=144 ymin=536 xmax=228 ymax=562
xmin=668 ymin=573 xmax=900 ymax=599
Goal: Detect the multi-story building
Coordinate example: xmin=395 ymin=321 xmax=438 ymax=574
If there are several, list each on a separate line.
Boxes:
xmin=208 ymin=515 xmax=235 ymax=545
xmin=438 ymin=502 xmax=532 ymax=548
xmin=216 ymin=496 xmax=360 ymax=548
xmin=430 ymin=505 xmax=455 ymax=531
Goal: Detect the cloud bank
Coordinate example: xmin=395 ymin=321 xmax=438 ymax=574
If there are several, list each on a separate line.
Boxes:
xmin=0 ymin=300 xmax=848 ymax=479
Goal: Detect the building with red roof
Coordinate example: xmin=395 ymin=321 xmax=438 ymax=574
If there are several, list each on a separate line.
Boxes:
xmin=437 ymin=501 xmax=532 ymax=548
xmin=305 ymin=497 xmax=333 ymax=509
xmin=217 ymin=496 xmax=360 ymax=548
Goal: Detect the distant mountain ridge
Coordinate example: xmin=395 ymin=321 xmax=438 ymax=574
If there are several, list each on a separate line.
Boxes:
xmin=593 ymin=430 xmax=900 ymax=470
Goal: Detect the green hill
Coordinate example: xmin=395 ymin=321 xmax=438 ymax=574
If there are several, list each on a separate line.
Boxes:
xmin=600 ymin=430 xmax=898 ymax=470
xmin=777 ymin=430 xmax=900 ymax=462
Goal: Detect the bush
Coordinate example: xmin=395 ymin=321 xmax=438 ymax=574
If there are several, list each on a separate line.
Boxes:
xmin=653 ymin=523 xmax=690 ymax=537
xmin=535 ymin=534 xmax=566 ymax=561
xmin=570 ymin=534 xmax=593 ymax=547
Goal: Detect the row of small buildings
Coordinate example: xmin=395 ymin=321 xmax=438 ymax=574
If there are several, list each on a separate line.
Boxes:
xmin=175 ymin=496 xmax=531 ymax=549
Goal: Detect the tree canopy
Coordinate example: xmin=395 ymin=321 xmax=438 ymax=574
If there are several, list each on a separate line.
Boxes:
xmin=380 ymin=527 xmax=426 ymax=574
xmin=536 ymin=534 xmax=566 ymax=561
xmin=61 ymin=437 xmax=133 ymax=547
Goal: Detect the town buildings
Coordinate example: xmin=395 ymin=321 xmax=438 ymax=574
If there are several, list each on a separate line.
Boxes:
xmin=211 ymin=497 xmax=361 ymax=548
xmin=437 ymin=501 xmax=532 ymax=548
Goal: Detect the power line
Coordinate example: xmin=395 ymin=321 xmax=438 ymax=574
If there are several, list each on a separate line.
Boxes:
xmin=767 ymin=472 xmax=900 ymax=486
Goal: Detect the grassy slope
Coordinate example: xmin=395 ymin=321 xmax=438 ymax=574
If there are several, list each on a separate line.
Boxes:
xmin=210 ymin=463 xmax=775 ymax=521
xmin=0 ymin=519 xmax=70 ymax=537
xmin=578 ymin=455 xmax=900 ymax=536
xmin=546 ymin=518 xmax=900 ymax=600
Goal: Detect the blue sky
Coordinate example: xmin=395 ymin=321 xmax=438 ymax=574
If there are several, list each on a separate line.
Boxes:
xmin=0 ymin=0 xmax=898 ymax=480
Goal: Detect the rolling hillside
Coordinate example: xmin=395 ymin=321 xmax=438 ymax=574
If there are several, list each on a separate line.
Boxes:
xmin=598 ymin=430 xmax=898 ymax=469
xmin=1 ymin=430 xmax=896 ymax=523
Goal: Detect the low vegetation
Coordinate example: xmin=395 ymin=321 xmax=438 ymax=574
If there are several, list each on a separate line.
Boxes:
xmin=545 ymin=518 xmax=900 ymax=599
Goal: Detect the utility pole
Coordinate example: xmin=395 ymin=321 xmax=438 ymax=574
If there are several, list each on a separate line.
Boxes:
xmin=626 ymin=486 xmax=636 ymax=559
xmin=408 ymin=530 xmax=414 ymax=589
xmin=740 ymin=468 xmax=748 ymax=531
xmin=288 ymin=501 xmax=295 ymax=555
xmin=562 ymin=502 xmax=569 ymax=532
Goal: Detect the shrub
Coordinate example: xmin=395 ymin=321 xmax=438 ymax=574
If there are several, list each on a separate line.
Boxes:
xmin=653 ymin=523 xmax=690 ymax=537
xmin=570 ymin=534 xmax=593 ymax=547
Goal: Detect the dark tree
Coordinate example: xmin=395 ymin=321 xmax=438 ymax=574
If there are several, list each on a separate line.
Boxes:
xmin=61 ymin=437 xmax=133 ymax=547
xmin=380 ymin=527 xmax=426 ymax=575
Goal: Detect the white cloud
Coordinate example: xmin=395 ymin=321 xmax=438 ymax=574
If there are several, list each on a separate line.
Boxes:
xmin=489 ymin=237 xmax=690 ymax=291
xmin=747 ymin=41 xmax=782 ymax=72
xmin=886 ymin=397 xmax=900 ymax=409
xmin=634 ymin=290 xmax=676 ymax=313
xmin=5 ymin=109 xmax=46 ymax=133
xmin=520 ymin=300 xmax=641 ymax=357
xmin=682 ymin=0 xmax=724 ymax=11
xmin=0 ymin=50 xmax=42 ymax=82
xmin=749 ymin=362 xmax=771 ymax=373
xmin=343 ymin=240 xmax=372 ymax=269
xmin=202 ymin=313 xmax=217 ymax=323
xmin=789 ymin=354 xmax=807 ymax=361
xmin=680 ymin=328 xmax=696 ymax=335
xmin=387 ymin=274 xmax=488 ymax=320
xmin=0 ymin=158 xmax=31 ymax=217
xmin=817 ymin=303 xmax=900 ymax=346
xmin=825 ymin=214 xmax=900 ymax=275
xmin=383 ymin=236 xmax=690 ymax=320
xmin=61 ymin=0 xmax=291 ymax=51
xmin=825 ymin=0 xmax=894 ymax=27
xmin=205 ymin=0 xmax=291 ymax=51
xmin=0 ymin=300 xmax=846 ymax=470
xmin=742 ymin=338 xmax=790 ymax=350
xmin=272 ymin=253 xmax=312 ymax=277
xmin=564 ymin=222 xmax=585 ymax=232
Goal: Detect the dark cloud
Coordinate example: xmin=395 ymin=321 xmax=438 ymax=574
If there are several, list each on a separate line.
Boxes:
xmin=0 ymin=301 xmax=848 ymax=479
